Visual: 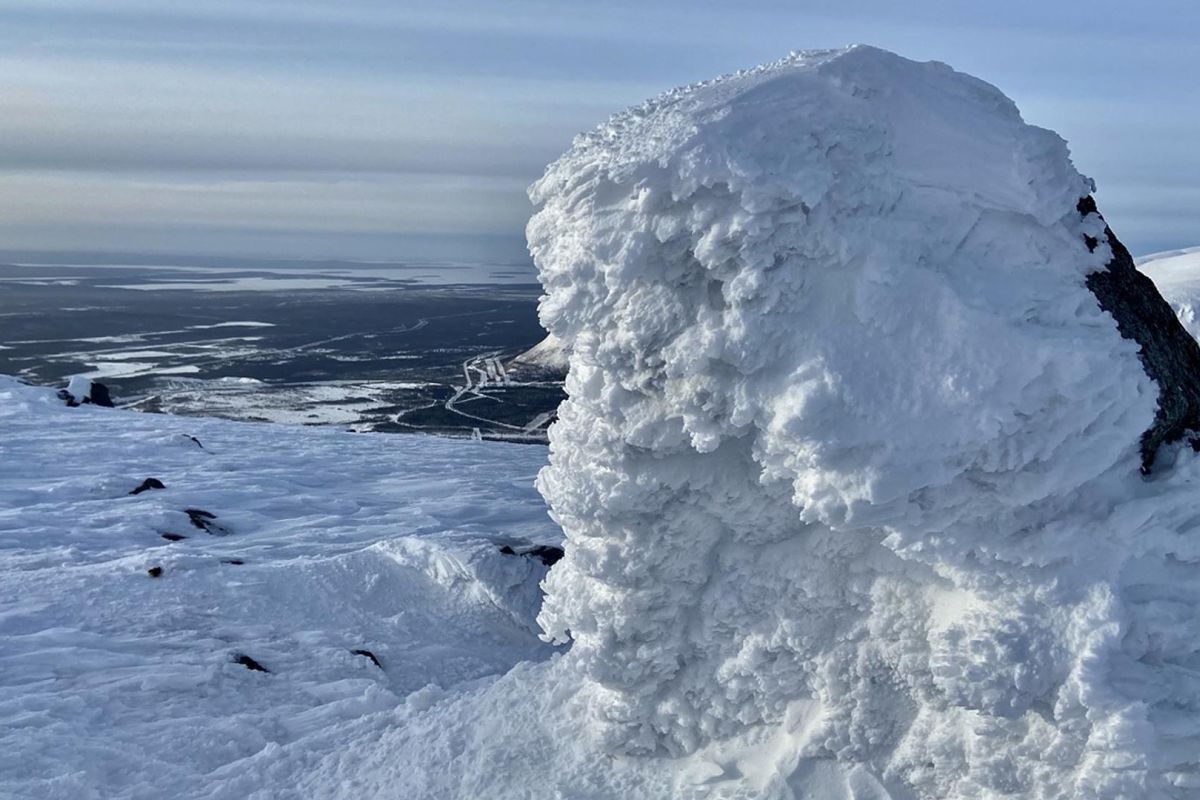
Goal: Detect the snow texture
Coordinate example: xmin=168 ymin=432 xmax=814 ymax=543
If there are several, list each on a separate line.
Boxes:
xmin=1142 ymin=247 xmax=1200 ymax=341
xmin=524 ymin=45 xmax=1200 ymax=798
xmin=0 ymin=376 xmax=560 ymax=799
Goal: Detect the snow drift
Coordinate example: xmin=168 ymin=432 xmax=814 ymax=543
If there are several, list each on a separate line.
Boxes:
xmin=527 ymin=45 xmax=1200 ymax=797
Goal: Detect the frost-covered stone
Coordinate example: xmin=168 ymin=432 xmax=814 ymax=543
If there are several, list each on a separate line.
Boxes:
xmin=528 ymin=45 xmax=1200 ymax=797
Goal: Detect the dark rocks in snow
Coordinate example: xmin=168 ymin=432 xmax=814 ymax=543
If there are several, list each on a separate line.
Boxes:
xmin=1080 ymin=196 xmax=1200 ymax=471
xmin=160 ymin=533 xmax=187 ymax=542
xmin=129 ymin=478 xmax=166 ymax=496
xmin=185 ymin=508 xmax=216 ymax=524
xmin=220 ymin=558 xmax=245 ymax=566
xmin=57 ymin=378 xmax=114 ymax=408
xmin=352 ymin=649 xmax=382 ymax=668
xmin=499 ymin=543 xmax=564 ymax=567
xmin=232 ymin=653 xmax=270 ymax=673
xmin=185 ymin=435 xmax=205 ymax=450
xmin=185 ymin=508 xmax=231 ymax=536
xmin=526 ymin=545 xmax=564 ymax=566
xmin=147 ymin=566 xmax=163 ymax=578
xmin=88 ymin=382 xmax=114 ymax=407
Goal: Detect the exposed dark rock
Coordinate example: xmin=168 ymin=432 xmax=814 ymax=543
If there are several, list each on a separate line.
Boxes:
xmin=160 ymin=533 xmax=187 ymax=542
xmin=57 ymin=379 xmax=114 ymax=408
xmin=185 ymin=508 xmax=231 ymax=536
xmin=526 ymin=545 xmax=564 ymax=566
xmin=220 ymin=558 xmax=245 ymax=566
xmin=352 ymin=649 xmax=382 ymax=668
xmin=88 ymin=382 xmax=114 ymax=408
xmin=498 ymin=543 xmax=564 ymax=567
xmin=231 ymin=653 xmax=270 ymax=673
xmin=130 ymin=478 xmax=166 ymax=496
xmin=1080 ymin=196 xmax=1200 ymax=471
xmin=147 ymin=566 xmax=163 ymax=578
xmin=185 ymin=435 xmax=205 ymax=450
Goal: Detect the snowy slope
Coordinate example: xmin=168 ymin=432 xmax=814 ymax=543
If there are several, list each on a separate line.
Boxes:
xmin=1141 ymin=247 xmax=1200 ymax=340
xmin=0 ymin=376 xmax=559 ymax=799
xmin=507 ymin=333 xmax=569 ymax=372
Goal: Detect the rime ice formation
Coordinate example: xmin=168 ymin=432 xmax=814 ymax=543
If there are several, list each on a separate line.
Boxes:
xmin=527 ymin=46 xmax=1200 ymax=797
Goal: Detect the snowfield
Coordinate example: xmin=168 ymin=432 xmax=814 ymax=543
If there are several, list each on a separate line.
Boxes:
xmin=0 ymin=376 xmax=560 ymax=799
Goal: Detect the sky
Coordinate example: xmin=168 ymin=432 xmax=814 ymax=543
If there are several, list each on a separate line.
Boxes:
xmin=0 ymin=0 xmax=1197 ymax=263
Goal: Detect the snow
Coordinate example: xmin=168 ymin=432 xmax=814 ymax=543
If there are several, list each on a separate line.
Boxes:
xmin=7 ymin=44 xmax=1200 ymax=800
xmin=65 ymin=374 xmax=97 ymax=403
xmin=508 ymin=332 xmax=569 ymax=371
xmin=1140 ymin=247 xmax=1200 ymax=340
xmin=519 ymin=44 xmax=1199 ymax=797
xmin=187 ymin=321 xmax=277 ymax=330
xmin=0 ymin=376 xmax=559 ymax=799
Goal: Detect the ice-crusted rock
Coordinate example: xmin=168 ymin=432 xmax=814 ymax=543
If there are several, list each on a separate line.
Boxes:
xmin=527 ymin=45 xmax=1200 ymax=798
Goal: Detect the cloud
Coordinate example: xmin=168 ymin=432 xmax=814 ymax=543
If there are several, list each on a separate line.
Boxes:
xmin=0 ymin=0 xmax=1196 ymax=259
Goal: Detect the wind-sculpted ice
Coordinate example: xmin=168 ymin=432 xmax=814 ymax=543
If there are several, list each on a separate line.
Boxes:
xmin=528 ymin=46 xmax=1200 ymax=797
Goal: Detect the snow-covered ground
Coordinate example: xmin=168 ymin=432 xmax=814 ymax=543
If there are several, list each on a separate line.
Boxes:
xmin=0 ymin=376 xmax=560 ymax=799
xmin=1141 ymin=247 xmax=1200 ymax=340
xmin=508 ymin=333 xmax=569 ymax=372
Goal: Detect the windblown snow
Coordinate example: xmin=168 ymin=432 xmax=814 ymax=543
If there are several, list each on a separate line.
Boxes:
xmin=6 ymin=44 xmax=1200 ymax=800
xmin=523 ymin=44 xmax=1199 ymax=798
xmin=0 ymin=376 xmax=561 ymax=799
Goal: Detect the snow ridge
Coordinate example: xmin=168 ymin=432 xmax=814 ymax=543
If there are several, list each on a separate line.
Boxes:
xmin=526 ymin=45 xmax=1200 ymax=797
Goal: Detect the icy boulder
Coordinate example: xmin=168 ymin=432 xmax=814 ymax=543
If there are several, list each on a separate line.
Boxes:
xmin=527 ymin=46 xmax=1200 ymax=797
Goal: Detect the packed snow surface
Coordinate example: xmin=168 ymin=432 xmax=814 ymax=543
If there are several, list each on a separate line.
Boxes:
xmin=523 ymin=44 xmax=1200 ymax=798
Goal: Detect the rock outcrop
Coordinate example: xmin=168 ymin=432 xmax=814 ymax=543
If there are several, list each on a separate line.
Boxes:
xmin=1079 ymin=195 xmax=1200 ymax=469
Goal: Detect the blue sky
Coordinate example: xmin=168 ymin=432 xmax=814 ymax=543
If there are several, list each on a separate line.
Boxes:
xmin=0 ymin=0 xmax=1196 ymax=262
